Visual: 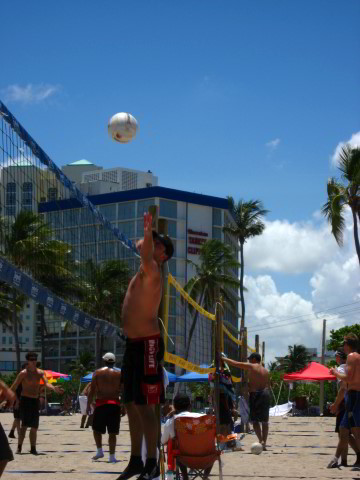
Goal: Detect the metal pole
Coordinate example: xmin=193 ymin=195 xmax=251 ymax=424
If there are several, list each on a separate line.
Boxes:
xmin=262 ymin=341 xmax=265 ymax=366
xmin=255 ymin=335 xmax=259 ymax=353
xmin=319 ymin=319 xmax=326 ymax=415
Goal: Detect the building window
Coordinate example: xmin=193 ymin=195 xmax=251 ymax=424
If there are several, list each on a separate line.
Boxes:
xmin=212 ymin=227 xmax=222 ymax=239
xmin=25 ymin=338 xmax=29 ymax=343
xmin=80 ymin=208 xmax=97 ymax=226
xmin=118 ymin=202 xmax=135 ymax=220
xmin=118 ymin=221 xmax=135 ymax=238
xmin=22 ymin=182 xmax=32 ymax=206
xmin=48 ymin=187 xmax=58 ymax=201
xmin=212 ymin=208 xmax=222 ymax=226
xmin=2 ymin=337 xmax=6 ymax=344
xmin=6 ymin=182 xmax=16 ymax=205
xmin=64 ymin=209 xmax=79 ymax=227
xmin=137 ymin=199 xmax=155 ymax=217
xmin=167 ymin=220 xmax=177 ymax=238
xmin=25 ymin=326 xmax=30 ymax=331
xmin=100 ymin=204 xmax=117 ymax=221
xmin=9 ymin=337 xmax=13 ymax=344
xmin=160 ymin=200 xmax=177 ymax=219
xmin=2 ymin=326 xmax=5 ymax=333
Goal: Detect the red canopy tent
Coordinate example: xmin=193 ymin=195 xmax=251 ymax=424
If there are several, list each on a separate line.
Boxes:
xmin=283 ymin=362 xmax=336 ymax=382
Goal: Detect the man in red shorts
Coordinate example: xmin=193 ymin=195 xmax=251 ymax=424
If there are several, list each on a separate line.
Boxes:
xmin=117 ymin=211 xmax=174 ymax=480
xmin=87 ymin=352 xmax=122 ymax=463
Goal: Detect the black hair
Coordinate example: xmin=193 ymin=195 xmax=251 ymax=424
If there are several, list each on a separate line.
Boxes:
xmin=173 ymin=393 xmax=191 ymax=413
xmin=344 ymin=333 xmax=359 ymax=351
xmin=25 ymin=351 xmax=38 ymax=360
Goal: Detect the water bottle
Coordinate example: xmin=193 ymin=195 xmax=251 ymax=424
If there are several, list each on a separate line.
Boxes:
xmin=166 ymin=470 xmax=174 ymax=480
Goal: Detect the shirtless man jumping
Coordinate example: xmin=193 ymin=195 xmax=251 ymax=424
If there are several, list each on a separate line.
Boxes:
xmin=117 ymin=212 xmax=174 ymax=480
xmin=222 ymin=352 xmax=270 ymax=450
xmin=10 ymin=351 xmax=64 ymax=455
xmin=330 ymin=333 xmax=360 ymax=468
xmin=87 ymin=352 xmax=122 ymax=463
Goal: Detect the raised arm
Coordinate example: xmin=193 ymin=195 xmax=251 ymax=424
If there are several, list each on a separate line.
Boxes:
xmin=221 ymin=356 xmax=254 ymax=371
xmin=0 ymin=379 xmax=16 ymax=407
xmin=138 ymin=213 xmax=159 ymax=277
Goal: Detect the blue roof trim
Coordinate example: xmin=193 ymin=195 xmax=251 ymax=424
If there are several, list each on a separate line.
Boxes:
xmin=38 ymin=186 xmax=230 ymax=212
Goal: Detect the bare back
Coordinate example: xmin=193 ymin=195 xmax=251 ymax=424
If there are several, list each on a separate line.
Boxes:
xmin=18 ymin=368 xmax=44 ymax=398
xmin=122 ymin=266 xmax=162 ymax=338
xmin=347 ymin=352 xmax=360 ymax=391
xmin=93 ymin=367 xmax=122 ymax=400
xmin=248 ymin=364 xmax=269 ymax=392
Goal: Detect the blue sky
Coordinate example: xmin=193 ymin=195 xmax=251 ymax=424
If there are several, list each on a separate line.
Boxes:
xmin=1 ymin=1 xmax=359 ymax=361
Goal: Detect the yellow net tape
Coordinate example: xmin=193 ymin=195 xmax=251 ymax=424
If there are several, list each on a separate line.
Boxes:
xmin=247 ymin=345 xmax=256 ymax=353
xmin=164 ymin=352 xmax=242 ymax=382
xmin=222 ymin=325 xmax=242 ymax=346
xmin=168 ymin=273 xmax=216 ymax=321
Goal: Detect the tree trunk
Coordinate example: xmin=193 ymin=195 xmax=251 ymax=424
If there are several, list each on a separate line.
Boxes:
xmin=12 ymin=291 xmax=21 ymax=372
xmin=352 ymin=207 xmax=360 ymax=265
xmin=240 ymin=242 xmax=245 ymax=329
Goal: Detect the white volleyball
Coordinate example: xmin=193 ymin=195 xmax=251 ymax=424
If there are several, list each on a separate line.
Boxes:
xmin=108 ymin=112 xmax=138 ymax=143
xmin=250 ymin=442 xmax=263 ymax=455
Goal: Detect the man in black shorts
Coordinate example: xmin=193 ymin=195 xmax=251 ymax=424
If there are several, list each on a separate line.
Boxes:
xmin=119 ymin=212 xmax=173 ymax=480
xmin=87 ymin=352 xmax=122 ymax=463
xmin=0 ymin=380 xmax=16 ymax=477
xmin=222 ymin=352 xmax=270 ymax=450
xmin=11 ymin=351 xmax=64 ymax=454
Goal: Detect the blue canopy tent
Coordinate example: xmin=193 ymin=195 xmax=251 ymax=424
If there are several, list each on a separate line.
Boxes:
xmin=80 ymin=368 xmax=178 ymax=383
xmin=176 ymin=371 xmax=208 ymax=382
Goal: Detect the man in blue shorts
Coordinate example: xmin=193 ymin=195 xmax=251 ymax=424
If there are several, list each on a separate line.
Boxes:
xmin=330 ymin=333 xmax=360 ymax=468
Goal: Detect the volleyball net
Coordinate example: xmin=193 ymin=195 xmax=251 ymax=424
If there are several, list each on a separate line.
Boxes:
xmin=0 ymin=100 xmax=140 ymax=342
xmin=163 ymin=273 xmax=257 ymax=382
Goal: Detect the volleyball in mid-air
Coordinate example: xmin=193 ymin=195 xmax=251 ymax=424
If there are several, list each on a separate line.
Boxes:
xmin=250 ymin=442 xmax=263 ymax=455
xmin=108 ymin=112 xmax=138 ymax=143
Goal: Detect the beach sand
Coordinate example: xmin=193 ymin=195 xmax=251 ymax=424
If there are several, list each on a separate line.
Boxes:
xmin=1 ymin=413 xmax=358 ymax=480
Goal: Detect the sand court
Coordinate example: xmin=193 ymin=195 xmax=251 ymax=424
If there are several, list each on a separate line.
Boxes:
xmin=1 ymin=412 xmax=359 ymax=480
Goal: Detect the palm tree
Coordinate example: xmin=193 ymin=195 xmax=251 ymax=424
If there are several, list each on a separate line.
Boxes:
xmin=223 ymin=197 xmax=269 ymax=332
xmin=280 ymin=344 xmax=312 ymax=373
xmin=77 ymin=259 xmax=130 ymax=368
xmin=322 ymin=146 xmax=360 ymax=265
xmin=0 ymin=211 xmax=75 ymax=371
xmin=183 ymin=239 xmax=240 ymax=367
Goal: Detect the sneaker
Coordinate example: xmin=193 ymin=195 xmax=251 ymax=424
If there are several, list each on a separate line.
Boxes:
xmin=340 ymin=459 xmax=348 ymax=467
xmin=327 ymin=459 xmax=339 ymax=469
xmin=137 ymin=466 xmax=157 ymax=480
xmin=8 ymin=431 xmax=15 ymax=439
xmin=30 ymin=447 xmax=38 ymax=455
xmin=117 ymin=459 xmax=144 ymax=480
xmin=16 ymin=445 xmax=22 ymax=454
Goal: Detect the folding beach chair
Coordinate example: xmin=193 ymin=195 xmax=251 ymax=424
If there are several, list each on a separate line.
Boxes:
xmin=173 ymin=415 xmax=222 ymax=480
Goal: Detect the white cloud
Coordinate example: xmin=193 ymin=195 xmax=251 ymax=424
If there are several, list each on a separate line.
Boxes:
xmin=265 ymin=138 xmax=280 ymax=149
xmin=331 ymin=131 xmax=360 ymax=167
xmin=2 ymin=83 xmax=60 ymax=104
xmin=243 ymin=211 xmax=359 ymax=363
xmin=244 ymin=218 xmax=342 ymax=274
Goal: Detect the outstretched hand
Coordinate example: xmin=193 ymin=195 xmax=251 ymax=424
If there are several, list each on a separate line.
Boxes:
xmin=144 ymin=212 xmax=153 ymax=236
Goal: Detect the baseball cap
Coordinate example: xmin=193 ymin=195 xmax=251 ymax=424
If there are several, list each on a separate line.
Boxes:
xmin=248 ymin=352 xmax=262 ymax=363
xmin=152 ymin=231 xmax=174 ymax=260
xmin=102 ymin=352 xmax=116 ymax=363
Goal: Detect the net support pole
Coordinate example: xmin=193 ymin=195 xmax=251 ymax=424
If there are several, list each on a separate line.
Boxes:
xmin=214 ymin=297 xmax=222 ymax=437
xmin=255 ymin=335 xmax=259 ymax=354
xmin=262 ymin=341 xmax=265 ymax=366
xmin=149 ymin=205 xmax=167 ymax=480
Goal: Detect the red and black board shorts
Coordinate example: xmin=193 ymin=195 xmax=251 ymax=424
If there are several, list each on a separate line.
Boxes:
xmin=122 ymin=334 xmax=165 ymax=405
xmin=0 ymin=422 xmax=14 ymax=462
